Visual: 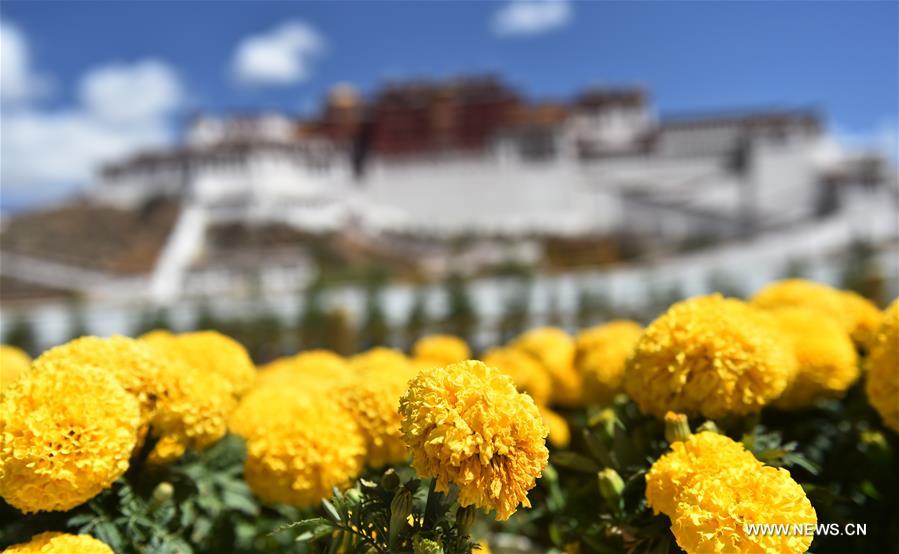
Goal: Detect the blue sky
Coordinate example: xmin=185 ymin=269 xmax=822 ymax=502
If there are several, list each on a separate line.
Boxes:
xmin=1 ymin=1 xmax=897 ymax=208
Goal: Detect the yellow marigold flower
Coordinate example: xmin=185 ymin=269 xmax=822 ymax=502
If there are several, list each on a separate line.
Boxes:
xmin=412 ymin=334 xmax=471 ymax=367
xmin=574 ymin=321 xmax=642 ymax=404
xmin=146 ymin=435 xmax=188 ymax=465
xmin=350 ymin=347 xmax=411 ymax=373
xmin=0 ymin=361 xmax=139 ymax=513
xmin=33 ymin=336 xmax=171 ymax=426
xmin=147 ymin=362 xmax=236 ymax=463
xmin=512 ymin=327 xmax=582 ymax=407
xmin=256 ymin=350 xmax=353 ymax=389
xmin=144 ymin=330 xmax=255 ymax=396
xmin=866 ymin=299 xmax=899 ymax=433
xmin=669 ymin=463 xmax=816 ymax=554
xmin=647 ymin=431 xmax=816 ymax=553
xmin=624 ymin=294 xmax=796 ymax=419
xmin=481 ymin=346 xmax=552 ymax=406
xmin=840 ymin=291 xmax=883 ymax=349
xmin=336 ymin=366 xmax=418 ymax=467
xmin=244 ymin=395 xmax=365 ymax=508
xmin=230 ymin=386 xmax=285 ymax=440
xmin=645 ymin=432 xmax=758 ymax=517
xmin=0 ymin=345 xmax=30 ymax=392
xmin=399 ymin=360 xmax=549 ymax=520
xmin=540 ymin=407 xmax=571 ymax=448
xmin=769 ymin=307 xmax=859 ymax=409
xmin=156 ymin=367 xmax=235 ymax=447
xmin=751 ymin=279 xmax=879 ymax=348
xmin=2 ymin=532 xmax=114 ymax=554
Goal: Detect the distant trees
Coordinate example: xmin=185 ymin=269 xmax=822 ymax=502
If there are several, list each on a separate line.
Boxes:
xmin=442 ymin=274 xmax=476 ymax=343
xmin=298 ymin=280 xmax=328 ymax=349
xmin=404 ymin=289 xmax=429 ymax=349
xmin=2 ymin=315 xmax=36 ymax=355
xmin=576 ymin=288 xmax=611 ymax=329
xmin=840 ymin=240 xmax=886 ymax=305
xmin=498 ymin=278 xmax=531 ymax=343
xmin=132 ymin=306 xmax=171 ymax=337
xmin=65 ymin=298 xmax=90 ymax=342
xmin=360 ymin=284 xmax=390 ymax=349
xmin=781 ymin=258 xmax=810 ymax=279
xmin=321 ymin=308 xmax=356 ymax=356
xmin=706 ymin=270 xmax=744 ymax=299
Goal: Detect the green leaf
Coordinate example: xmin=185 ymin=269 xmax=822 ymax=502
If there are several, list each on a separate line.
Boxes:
xmin=321 ymin=498 xmax=342 ymax=522
xmin=296 ymin=524 xmax=335 ymax=543
xmin=222 ymin=490 xmax=259 ymax=516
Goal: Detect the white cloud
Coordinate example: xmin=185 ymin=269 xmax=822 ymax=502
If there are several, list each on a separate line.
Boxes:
xmin=0 ymin=22 xmax=52 ymax=104
xmin=0 ymin=26 xmax=184 ymax=203
xmin=493 ymin=0 xmax=572 ymax=37
xmin=232 ymin=21 xmax=325 ymax=86
xmin=2 ymin=109 xmax=171 ymax=190
xmin=79 ymin=60 xmax=182 ymax=124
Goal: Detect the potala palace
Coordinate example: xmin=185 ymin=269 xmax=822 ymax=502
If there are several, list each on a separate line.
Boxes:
xmin=94 ymin=78 xmax=891 ymax=239
xmin=1 ymin=77 xmax=896 ymax=339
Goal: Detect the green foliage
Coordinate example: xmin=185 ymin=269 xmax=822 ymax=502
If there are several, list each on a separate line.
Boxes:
xmin=576 ymin=288 xmax=612 ymax=329
xmin=0 ymin=435 xmax=307 ymax=554
xmin=360 ymin=278 xmax=390 ymax=348
xmin=132 ymin=306 xmax=172 ymax=336
xmin=497 ymin=278 xmax=531 ymax=343
xmin=2 ymin=314 xmax=37 ymax=355
xmin=285 ymin=470 xmax=477 ymax=554
xmin=443 ymin=274 xmax=476 ymax=343
xmin=760 ymin=384 xmax=899 ymax=552
xmin=405 ymin=289 xmax=430 ymax=349
xmin=705 ymin=269 xmax=745 ymax=299
xmin=65 ymin=299 xmax=90 ymax=342
xmin=66 ymin=480 xmax=192 ymax=554
xmin=839 ymin=240 xmax=886 ymax=305
xmin=496 ymin=391 xmax=898 ymax=554
xmin=321 ymin=308 xmax=357 ymax=356
xmin=62 ymin=436 xmax=280 ymax=554
xmin=192 ymin=302 xmax=219 ymax=331
xmin=299 ymin=281 xmax=329 ymax=349
xmin=781 ymin=257 xmax=810 ymax=279
xmin=545 ymin=288 xmax=564 ymax=328
xmin=506 ymin=400 xmax=679 ymax=553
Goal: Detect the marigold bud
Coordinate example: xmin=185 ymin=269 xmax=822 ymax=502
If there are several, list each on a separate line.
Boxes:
xmin=390 ymin=488 xmax=415 ymax=546
xmin=588 ymin=407 xmax=618 ymax=438
xmin=391 ymin=488 xmax=414 ymax=522
xmin=696 ymin=420 xmax=721 ymax=434
xmin=413 ymin=535 xmax=444 ymax=554
xmin=664 ymin=412 xmax=692 ymax=444
xmin=860 ymin=429 xmax=888 ymax=450
xmin=381 ymin=468 xmax=401 ymax=492
xmin=597 ymin=468 xmax=625 ymax=508
xmin=455 ymin=505 xmax=477 ymax=534
xmin=150 ymin=481 xmax=174 ymax=510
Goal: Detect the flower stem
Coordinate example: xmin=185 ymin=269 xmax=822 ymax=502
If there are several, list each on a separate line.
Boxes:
xmin=423 ymin=478 xmax=439 ymax=530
